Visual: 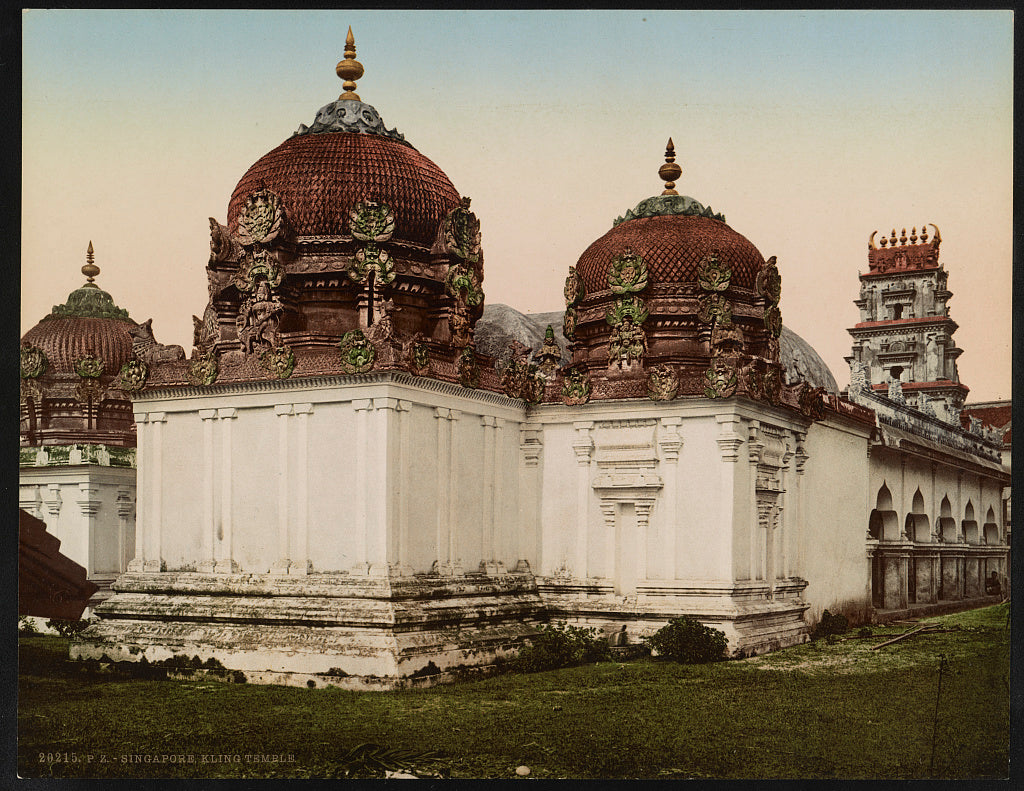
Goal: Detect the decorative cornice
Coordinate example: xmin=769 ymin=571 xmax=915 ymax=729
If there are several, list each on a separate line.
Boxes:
xmin=613 ymin=194 xmax=726 ymax=227
xmin=20 ymin=443 xmax=137 ymax=469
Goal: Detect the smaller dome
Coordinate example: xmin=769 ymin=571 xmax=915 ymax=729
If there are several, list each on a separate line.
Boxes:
xmin=21 ymin=249 xmax=136 ymax=376
xmin=780 ymin=326 xmax=838 ymax=393
xmin=576 ymin=213 xmax=765 ymax=295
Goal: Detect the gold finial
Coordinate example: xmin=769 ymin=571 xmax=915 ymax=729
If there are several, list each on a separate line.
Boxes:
xmin=920 ymin=224 xmax=929 ymax=243
xmin=909 ymin=226 xmax=918 ymax=243
xmin=899 ymin=228 xmax=907 ymax=245
xmin=82 ymin=240 xmax=100 ymax=283
xmin=658 ymin=138 xmax=683 ymax=195
xmin=336 ymin=26 xmax=364 ymax=101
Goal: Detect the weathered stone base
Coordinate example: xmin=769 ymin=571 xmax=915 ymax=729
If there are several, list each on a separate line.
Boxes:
xmin=71 ymin=571 xmax=544 ymax=690
xmin=537 ymin=576 xmax=810 ymax=657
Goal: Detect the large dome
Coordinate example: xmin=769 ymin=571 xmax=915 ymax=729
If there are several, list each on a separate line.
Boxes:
xmin=228 ymin=129 xmax=461 ymax=248
xmin=575 ymin=212 xmax=765 ymax=295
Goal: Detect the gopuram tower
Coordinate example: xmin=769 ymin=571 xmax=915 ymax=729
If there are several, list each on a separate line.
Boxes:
xmin=846 ymin=225 xmax=968 ymax=424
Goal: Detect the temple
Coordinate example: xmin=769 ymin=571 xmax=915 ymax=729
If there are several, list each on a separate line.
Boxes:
xmin=45 ymin=31 xmax=1008 ymax=688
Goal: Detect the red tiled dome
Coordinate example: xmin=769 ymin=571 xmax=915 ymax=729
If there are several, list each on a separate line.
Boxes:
xmin=575 ymin=214 xmax=765 ymax=295
xmin=228 ymin=133 xmax=462 ymax=247
xmin=22 ymin=316 xmax=135 ymax=376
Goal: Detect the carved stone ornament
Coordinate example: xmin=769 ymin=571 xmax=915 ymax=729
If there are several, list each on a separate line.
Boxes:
xmin=75 ymin=355 xmax=103 ymax=379
xmin=236 ymin=190 xmax=286 ymax=247
xmin=606 ymin=294 xmax=649 ymax=328
xmin=756 ymin=256 xmax=782 ymax=306
xmin=193 ymin=303 xmax=219 ymax=356
xmin=798 ymin=382 xmax=828 ymax=420
xmin=235 ymin=246 xmax=284 ymax=293
xmin=20 ymin=344 xmax=47 ymax=379
xmin=458 ymin=345 xmax=481 ymax=389
xmin=208 ymin=218 xmax=234 ymax=263
xmin=564 ymin=266 xmax=584 ymax=307
xmin=563 ymin=306 xmax=579 ymax=341
xmin=117 ymin=359 xmax=149 ymax=393
xmin=501 ymin=343 xmax=531 ymax=398
xmin=703 ymin=359 xmax=738 ymax=399
xmin=365 ymin=299 xmax=399 ymax=345
xmin=187 ymin=350 xmax=219 ymax=386
xmin=608 ymin=316 xmax=647 ymax=368
xmin=537 ymin=325 xmax=562 ymax=375
xmin=293 ymin=99 xmax=408 ymax=144
xmin=848 ymin=359 xmax=870 ymax=391
xmin=236 ymin=281 xmax=284 ymax=355
xmin=614 ymin=194 xmax=726 ymax=227
xmin=349 ymin=201 xmax=396 ymax=243
xmin=260 ymin=344 xmax=296 ymax=379
xmin=445 ymin=262 xmax=484 ymax=307
xmin=647 ymin=363 xmax=679 ymax=401
xmin=75 ymin=377 xmax=104 ymax=404
xmin=608 ymin=250 xmax=649 ymax=294
xmin=521 ymin=369 xmax=545 ymax=404
xmin=448 ymin=303 xmax=474 ymax=348
xmin=763 ymin=304 xmax=783 ymax=338
xmin=20 ymin=377 xmax=43 ymax=404
xmin=405 ymin=336 xmax=430 ymax=376
xmin=697 ymin=293 xmax=732 ymax=325
xmin=130 ymin=319 xmax=186 ymax=364
xmin=443 ymin=197 xmax=482 ymax=263
xmin=561 ymin=365 xmax=592 ymax=406
xmin=697 ymin=252 xmax=732 ymax=292
xmin=350 ymin=243 xmax=396 ymax=286
xmin=338 ymin=329 xmax=376 ymax=374
xmin=763 ymin=365 xmax=782 ymax=405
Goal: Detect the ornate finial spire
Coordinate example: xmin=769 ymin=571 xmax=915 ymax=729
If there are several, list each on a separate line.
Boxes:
xmin=658 ymin=138 xmax=682 ymax=196
xmin=336 ymin=26 xmax=364 ymax=101
xmin=82 ymin=240 xmax=100 ymax=284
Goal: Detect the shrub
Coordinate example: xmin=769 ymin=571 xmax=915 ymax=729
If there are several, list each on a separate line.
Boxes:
xmin=645 ymin=616 xmax=728 ymax=664
xmin=810 ymin=610 xmax=849 ymax=641
xmin=510 ymin=621 xmax=611 ymax=673
xmin=45 ymin=618 xmax=93 ymax=638
xmin=18 ymin=616 xmax=39 ymax=635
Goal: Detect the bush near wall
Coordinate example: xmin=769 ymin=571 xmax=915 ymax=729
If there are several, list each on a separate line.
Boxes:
xmin=645 ymin=616 xmax=728 ymax=664
xmin=510 ymin=622 xmax=611 ymax=673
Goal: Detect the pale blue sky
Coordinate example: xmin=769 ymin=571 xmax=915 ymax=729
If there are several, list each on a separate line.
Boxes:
xmin=22 ymin=9 xmax=1013 ymax=399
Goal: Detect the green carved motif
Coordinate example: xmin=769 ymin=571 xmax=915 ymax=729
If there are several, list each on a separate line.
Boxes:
xmin=410 ymin=341 xmax=430 ymax=375
xmin=458 ymin=346 xmax=480 ymax=389
xmin=20 ymin=345 xmax=47 ymax=379
xmin=703 ymin=360 xmax=738 ymax=399
xmin=756 ymin=256 xmax=782 ymax=306
xmin=561 ymin=365 xmax=591 ymax=406
xmin=697 ymin=252 xmax=732 ymax=292
xmin=349 ymin=201 xmax=396 ymax=243
xmin=564 ymin=267 xmax=584 ymax=307
xmin=350 ymin=243 xmax=396 ymax=286
xmin=763 ymin=304 xmax=783 ymax=338
xmin=606 ymin=295 xmax=649 ymax=328
xmin=235 ymin=247 xmax=284 ymax=293
xmin=187 ymin=351 xmax=219 ymax=386
xmin=522 ymin=368 xmax=545 ymax=405
xmin=239 ymin=191 xmax=284 ymax=244
xmin=338 ymin=329 xmax=376 ymax=374
xmin=75 ymin=355 xmax=103 ymax=378
xmin=697 ymin=293 xmax=732 ymax=325
xmin=20 ymin=443 xmax=137 ymax=468
xmin=608 ymin=251 xmax=649 ymax=294
xmin=118 ymin=359 xmax=148 ymax=393
xmin=46 ymin=286 xmax=131 ymax=321
xmin=563 ymin=306 xmax=578 ymax=341
xmin=260 ymin=345 xmax=296 ymax=380
xmin=613 ymin=194 xmax=726 ymax=226
xmin=608 ymin=316 xmax=647 ymax=367
xmin=445 ymin=263 xmax=484 ymax=307
xmin=647 ymin=364 xmax=679 ymax=401
xmin=443 ymin=197 xmax=481 ymax=263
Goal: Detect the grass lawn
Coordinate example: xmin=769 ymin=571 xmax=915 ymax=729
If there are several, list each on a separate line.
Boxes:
xmin=18 ymin=603 xmax=1009 ymax=780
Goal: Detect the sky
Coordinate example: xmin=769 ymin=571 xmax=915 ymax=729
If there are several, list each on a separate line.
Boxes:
xmin=21 ymin=9 xmax=1013 ymax=401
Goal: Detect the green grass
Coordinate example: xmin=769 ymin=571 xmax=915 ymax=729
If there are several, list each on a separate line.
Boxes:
xmin=18 ymin=603 xmax=1010 ymax=779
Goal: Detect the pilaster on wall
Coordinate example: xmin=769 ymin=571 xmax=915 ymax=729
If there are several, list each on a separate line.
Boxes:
xmin=197 ymin=409 xmax=218 ymax=574
xmin=271 ymin=404 xmax=294 ymax=575
xmin=290 ymin=404 xmax=313 ymax=576
xmin=212 ymin=409 xmax=239 ymax=574
xmin=433 ymin=407 xmax=462 ymax=575
xmin=116 ymin=485 xmax=135 ymax=574
xmin=78 ymin=482 xmax=101 ymax=578
xmin=20 ymin=485 xmax=43 ymax=520
xmin=716 ymin=414 xmax=744 ymax=462
xmin=657 ymin=417 xmax=683 ymax=580
xmin=571 ymin=421 xmax=595 ymax=579
xmin=127 ymin=413 xmax=149 ymax=573
xmin=518 ymin=424 xmax=543 ymax=572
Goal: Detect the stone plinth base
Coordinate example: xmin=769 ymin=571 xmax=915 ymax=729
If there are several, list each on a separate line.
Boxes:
xmin=70 ymin=570 xmax=544 ymax=690
xmin=536 ymin=576 xmax=810 ymax=658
